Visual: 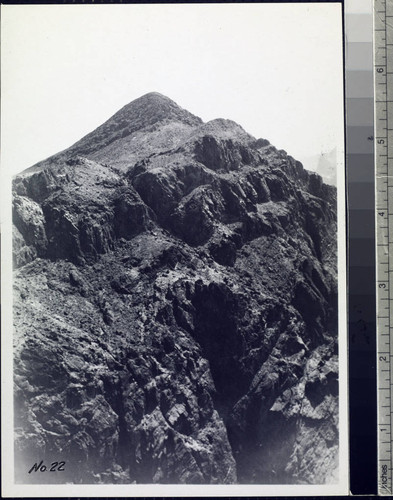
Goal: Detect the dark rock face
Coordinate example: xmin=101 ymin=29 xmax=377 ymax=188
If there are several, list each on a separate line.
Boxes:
xmin=13 ymin=92 xmax=339 ymax=484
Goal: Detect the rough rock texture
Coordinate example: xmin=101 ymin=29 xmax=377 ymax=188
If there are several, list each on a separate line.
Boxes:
xmin=13 ymin=92 xmax=339 ymax=484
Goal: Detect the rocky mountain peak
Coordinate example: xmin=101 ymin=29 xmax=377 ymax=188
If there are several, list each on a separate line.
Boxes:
xmin=13 ymin=94 xmax=339 ymax=486
xmin=191 ymin=118 xmax=252 ymax=142
xmin=23 ymin=93 xmax=203 ymax=174
xmin=111 ymin=92 xmax=203 ymax=130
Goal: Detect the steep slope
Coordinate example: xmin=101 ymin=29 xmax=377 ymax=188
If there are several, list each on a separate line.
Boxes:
xmin=299 ymin=148 xmax=337 ymax=186
xmin=13 ymin=93 xmax=339 ymax=485
xmin=24 ymin=92 xmax=203 ymax=174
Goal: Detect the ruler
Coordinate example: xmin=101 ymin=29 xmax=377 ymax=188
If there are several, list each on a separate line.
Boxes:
xmin=376 ymin=0 xmax=393 ymax=495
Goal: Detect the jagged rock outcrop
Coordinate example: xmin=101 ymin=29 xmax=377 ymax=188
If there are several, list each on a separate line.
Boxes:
xmin=13 ymin=92 xmax=339 ymax=484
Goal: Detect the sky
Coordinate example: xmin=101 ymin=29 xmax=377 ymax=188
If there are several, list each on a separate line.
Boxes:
xmin=1 ymin=3 xmax=344 ymax=176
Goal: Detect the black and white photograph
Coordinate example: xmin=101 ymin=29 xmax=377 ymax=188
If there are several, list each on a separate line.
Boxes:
xmin=1 ymin=2 xmax=348 ymax=496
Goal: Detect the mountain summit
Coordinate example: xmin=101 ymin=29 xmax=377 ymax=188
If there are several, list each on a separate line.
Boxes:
xmin=114 ymin=91 xmax=203 ymax=127
xmin=23 ymin=93 xmax=203 ymax=174
xmin=13 ymin=94 xmax=339 ymax=485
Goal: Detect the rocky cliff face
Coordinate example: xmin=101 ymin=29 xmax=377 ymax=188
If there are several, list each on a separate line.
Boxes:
xmin=13 ymin=92 xmax=339 ymax=484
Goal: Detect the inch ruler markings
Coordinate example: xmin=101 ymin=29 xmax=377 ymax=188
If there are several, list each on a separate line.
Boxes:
xmin=376 ymin=0 xmax=393 ymax=496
